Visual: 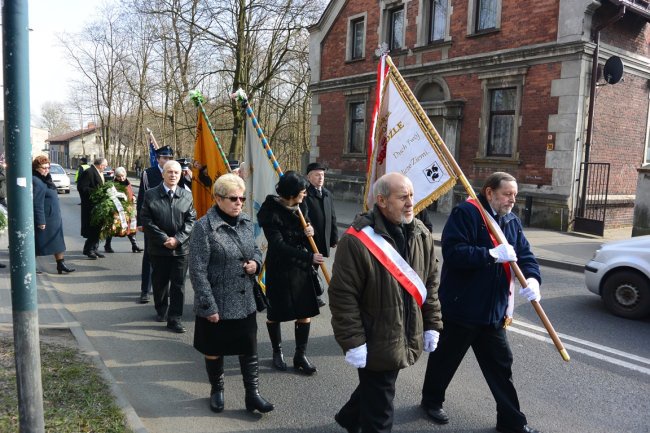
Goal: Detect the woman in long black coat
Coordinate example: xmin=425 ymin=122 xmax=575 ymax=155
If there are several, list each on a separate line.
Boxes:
xmin=32 ymin=155 xmax=75 ymax=274
xmin=257 ymin=171 xmax=324 ymax=375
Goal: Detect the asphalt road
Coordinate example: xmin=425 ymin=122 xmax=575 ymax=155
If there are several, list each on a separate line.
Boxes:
xmin=38 ymin=184 xmax=650 ymax=433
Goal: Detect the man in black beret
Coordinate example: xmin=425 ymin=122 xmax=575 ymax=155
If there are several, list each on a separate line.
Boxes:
xmin=304 ymin=162 xmax=338 ymax=307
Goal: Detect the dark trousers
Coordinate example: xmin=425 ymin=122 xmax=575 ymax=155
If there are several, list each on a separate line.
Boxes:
xmin=337 ymin=368 xmax=400 ymax=433
xmin=421 ymin=319 xmax=527 ymax=428
xmin=83 ymin=229 xmax=100 ymax=254
xmin=140 ymin=238 xmax=152 ymax=295
xmin=149 ymin=254 xmax=188 ymax=321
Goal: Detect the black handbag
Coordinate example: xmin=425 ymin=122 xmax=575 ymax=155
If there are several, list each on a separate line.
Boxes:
xmin=253 ymin=281 xmax=269 ymax=312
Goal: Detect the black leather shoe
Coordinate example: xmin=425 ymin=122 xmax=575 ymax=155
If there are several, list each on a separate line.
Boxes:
xmin=334 ymin=411 xmax=360 ymax=433
xmin=85 ymin=252 xmax=98 ymax=259
xmin=104 ymin=245 xmax=114 ymax=253
xmin=496 ymin=424 xmax=541 ymax=433
xmin=167 ymin=321 xmax=186 ymax=333
xmin=155 ymin=313 xmax=167 ymax=322
xmin=317 ymin=297 xmax=326 ymax=307
xmin=421 ymin=403 xmax=449 ymax=424
xmin=94 ymin=251 xmax=105 ymax=258
xmin=139 ymin=293 xmax=150 ymax=304
xmin=0 ymin=263 xmax=6 ymax=268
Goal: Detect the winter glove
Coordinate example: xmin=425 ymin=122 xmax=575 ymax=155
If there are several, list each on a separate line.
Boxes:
xmin=519 ymin=277 xmax=541 ymax=302
xmin=345 ymin=343 xmax=367 ymax=369
xmin=489 ymin=243 xmax=517 ymax=263
xmin=423 ymin=330 xmax=440 ymax=353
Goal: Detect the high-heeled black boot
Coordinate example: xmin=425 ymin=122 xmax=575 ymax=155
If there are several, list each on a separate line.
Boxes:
xmin=129 ymin=235 xmax=143 ymax=252
xmin=104 ymin=237 xmax=114 ymax=253
xmin=266 ymin=322 xmax=287 ymax=371
xmin=239 ymin=355 xmax=274 ymax=413
xmin=293 ymin=322 xmax=316 ymax=375
xmin=56 ymin=259 xmax=75 ymax=274
xmin=205 ymin=357 xmax=224 ymax=413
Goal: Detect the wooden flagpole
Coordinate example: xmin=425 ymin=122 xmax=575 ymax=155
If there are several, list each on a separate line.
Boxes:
xmin=231 ymin=89 xmax=331 ymax=284
xmin=385 ymin=56 xmax=570 ymax=362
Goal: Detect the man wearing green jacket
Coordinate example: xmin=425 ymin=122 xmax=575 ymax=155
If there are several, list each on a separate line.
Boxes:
xmin=329 ymin=172 xmax=443 ymax=433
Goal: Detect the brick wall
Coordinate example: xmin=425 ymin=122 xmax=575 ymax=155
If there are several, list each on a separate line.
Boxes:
xmin=590 ymin=73 xmax=650 ymax=195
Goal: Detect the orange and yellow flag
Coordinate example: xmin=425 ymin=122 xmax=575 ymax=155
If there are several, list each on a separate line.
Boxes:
xmin=192 ymin=112 xmax=229 ymax=218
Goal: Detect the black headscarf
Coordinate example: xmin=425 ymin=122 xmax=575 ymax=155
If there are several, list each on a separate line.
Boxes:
xmin=32 ymin=170 xmax=57 ymax=191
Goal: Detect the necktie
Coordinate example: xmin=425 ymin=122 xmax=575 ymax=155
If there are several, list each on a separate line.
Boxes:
xmin=168 ymin=189 xmax=174 ymax=202
xmin=316 ymin=189 xmax=322 ymax=199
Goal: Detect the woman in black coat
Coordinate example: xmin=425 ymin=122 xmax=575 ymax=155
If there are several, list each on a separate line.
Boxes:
xmin=32 ymin=155 xmax=75 ymax=274
xmin=257 ymin=171 xmax=324 ymax=375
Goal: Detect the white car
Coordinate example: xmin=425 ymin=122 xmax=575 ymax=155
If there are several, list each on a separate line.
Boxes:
xmin=49 ymin=163 xmax=71 ymax=194
xmin=585 ymin=235 xmax=650 ymax=319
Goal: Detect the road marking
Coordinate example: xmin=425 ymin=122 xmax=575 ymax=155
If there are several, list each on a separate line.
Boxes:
xmin=514 ymin=320 xmax=650 ymax=365
xmin=509 ymin=323 xmax=650 ymax=376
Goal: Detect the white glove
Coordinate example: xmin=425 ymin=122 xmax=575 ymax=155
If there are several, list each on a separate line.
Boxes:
xmin=345 ymin=344 xmax=367 ymax=369
xmin=423 ymin=330 xmax=440 ymax=353
xmin=519 ymin=277 xmax=541 ymax=302
xmin=489 ymin=244 xmax=517 ymax=263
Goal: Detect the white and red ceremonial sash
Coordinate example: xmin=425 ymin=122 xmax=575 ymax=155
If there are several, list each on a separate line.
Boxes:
xmin=467 ymin=198 xmax=515 ymax=326
xmin=346 ymin=225 xmax=427 ymax=307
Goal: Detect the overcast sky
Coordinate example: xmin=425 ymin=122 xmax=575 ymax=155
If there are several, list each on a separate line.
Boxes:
xmin=1 ymin=0 xmax=103 ymax=125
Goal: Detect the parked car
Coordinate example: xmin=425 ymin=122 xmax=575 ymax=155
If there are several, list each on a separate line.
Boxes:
xmin=585 ymin=236 xmax=650 ymax=319
xmin=49 ymin=163 xmax=70 ymax=194
xmin=103 ymin=166 xmax=115 ymax=181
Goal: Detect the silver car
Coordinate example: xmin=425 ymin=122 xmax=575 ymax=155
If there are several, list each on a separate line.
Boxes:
xmin=49 ymin=163 xmax=71 ymax=194
xmin=585 ymin=235 xmax=650 ymax=319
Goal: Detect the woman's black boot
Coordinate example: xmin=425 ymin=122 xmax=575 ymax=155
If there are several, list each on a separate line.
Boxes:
xmin=205 ymin=357 xmax=225 ymax=413
xmin=293 ymin=322 xmax=317 ymax=375
xmin=56 ymin=259 xmax=75 ymax=274
xmin=239 ymin=355 xmax=274 ymax=413
xmin=129 ymin=235 xmax=143 ymax=252
xmin=104 ymin=237 xmax=114 ymax=253
xmin=266 ymin=322 xmax=287 ymax=371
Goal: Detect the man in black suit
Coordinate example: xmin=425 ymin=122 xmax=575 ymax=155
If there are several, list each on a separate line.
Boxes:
xmin=304 ymin=162 xmax=338 ymax=307
xmin=137 ymin=146 xmax=190 ymax=304
xmin=77 ymin=158 xmax=108 ymax=259
xmin=140 ymin=160 xmax=196 ymax=333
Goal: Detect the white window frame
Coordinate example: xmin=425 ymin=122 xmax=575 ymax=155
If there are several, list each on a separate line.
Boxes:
xmin=346 ymin=13 xmax=367 ymax=61
xmin=477 ymin=69 xmax=527 ymax=160
xmin=467 ymin=0 xmax=502 ymax=35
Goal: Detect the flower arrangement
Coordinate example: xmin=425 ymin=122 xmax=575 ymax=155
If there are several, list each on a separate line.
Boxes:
xmin=0 ymin=205 xmax=7 ymax=234
xmin=90 ymin=182 xmax=136 ymax=239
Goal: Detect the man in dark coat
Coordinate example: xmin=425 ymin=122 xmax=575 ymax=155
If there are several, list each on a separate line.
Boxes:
xmin=303 ymin=162 xmax=338 ymax=307
xmin=420 ymin=172 xmax=542 ymax=433
xmin=329 ymin=172 xmax=442 ymax=433
xmin=140 ymin=159 xmax=196 ymax=333
xmin=136 ymin=145 xmax=190 ymax=304
xmin=77 ymin=158 xmax=107 ymax=259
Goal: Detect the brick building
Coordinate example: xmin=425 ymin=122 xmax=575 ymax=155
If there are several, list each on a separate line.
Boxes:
xmin=308 ymin=0 xmax=650 ymax=231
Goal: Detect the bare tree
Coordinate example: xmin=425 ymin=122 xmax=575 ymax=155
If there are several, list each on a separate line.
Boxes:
xmin=39 ymin=102 xmax=73 ymax=136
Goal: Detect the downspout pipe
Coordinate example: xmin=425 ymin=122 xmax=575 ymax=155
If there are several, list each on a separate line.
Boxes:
xmin=579 ymin=5 xmax=626 ymax=216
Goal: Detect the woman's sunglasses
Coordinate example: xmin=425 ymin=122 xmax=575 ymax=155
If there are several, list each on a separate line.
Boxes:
xmin=218 ymin=195 xmax=246 ymax=203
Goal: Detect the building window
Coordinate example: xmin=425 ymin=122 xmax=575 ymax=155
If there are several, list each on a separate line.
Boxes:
xmin=347 ymin=102 xmax=366 ymax=154
xmin=477 ymin=69 xmax=526 ymax=161
xmin=429 ymin=0 xmax=448 ymax=42
xmin=487 ymin=88 xmax=516 ymax=156
xmin=389 ymin=7 xmax=405 ymax=50
xmin=350 ymin=18 xmax=365 ymax=60
xmin=467 ymin=0 xmax=501 ymax=35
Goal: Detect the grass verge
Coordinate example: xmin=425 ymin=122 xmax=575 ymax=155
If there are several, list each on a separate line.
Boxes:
xmin=0 ymin=328 xmax=132 ymax=433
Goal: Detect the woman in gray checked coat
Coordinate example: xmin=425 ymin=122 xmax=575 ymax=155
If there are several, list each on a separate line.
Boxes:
xmin=189 ymin=173 xmax=273 ymax=415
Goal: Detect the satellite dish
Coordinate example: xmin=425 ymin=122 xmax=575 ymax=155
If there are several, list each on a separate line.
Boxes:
xmin=603 ymin=56 xmax=624 ymax=84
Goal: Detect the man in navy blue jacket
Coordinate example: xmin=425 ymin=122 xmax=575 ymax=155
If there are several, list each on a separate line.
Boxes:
xmin=421 ymin=172 xmax=542 ymax=433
